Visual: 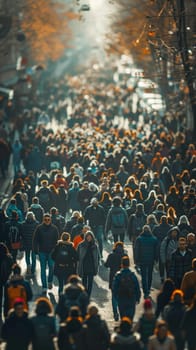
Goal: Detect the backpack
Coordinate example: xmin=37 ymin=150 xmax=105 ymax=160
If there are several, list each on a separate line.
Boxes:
xmin=8 ymin=225 xmax=21 ymax=250
xmin=111 ymin=210 xmax=125 ymax=228
xmin=7 ymin=283 xmax=28 ymax=310
xmin=118 ymin=272 xmax=135 ymax=298
xmin=63 ymin=292 xmax=82 ymax=315
xmin=57 ymin=245 xmax=71 ymax=265
xmin=38 ymin=189 xmax=50 ymax=204
xmin=32 ymin=317 xmax=55 ymax=347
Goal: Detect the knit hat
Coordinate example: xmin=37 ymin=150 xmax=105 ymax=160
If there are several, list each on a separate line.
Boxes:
xmin=13 ymin=298 xmax=25 ymax=307
xmin=143 ymin=298 xmax=153 ymax=310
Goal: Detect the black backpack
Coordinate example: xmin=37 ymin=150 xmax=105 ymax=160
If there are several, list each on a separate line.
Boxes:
xmin=118 ymin=272 xmax=135 ymax=298
xmin=57 ymin=245 xmax=71 ymax=265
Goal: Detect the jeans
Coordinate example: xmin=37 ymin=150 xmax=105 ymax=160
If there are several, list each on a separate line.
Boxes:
xmin=112 ymin=292 xmax=118 ymax=317
xmin=82 ymin=274 xmax=94 ymax=297
xmin=140 ymin=263 xmax=154 ymax=297
xmin=25 ymin=249 xmax=36 ymax=273
xmin=118 ymin=299 xmax=136 ymax=320
xmin=93 ymin=225 xmax=103 ymax=257
xmin=38 ymin=252 xmax=54 ymax=289
xmin=113 ymin=233 xmax=125 ymax=243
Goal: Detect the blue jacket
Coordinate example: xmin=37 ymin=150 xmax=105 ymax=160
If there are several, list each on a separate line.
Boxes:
xmin=112 ymin=268 xmax=141 ymax=303
xmin=135 ymin=231 xmax=158 ymax=265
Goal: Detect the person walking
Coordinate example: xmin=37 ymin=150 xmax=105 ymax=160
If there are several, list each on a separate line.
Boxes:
xmin=4 ymin=264 xmax=32 ymax=318
xmin=21 ymin=211 xmax=39 ymax=276
xmin=30 ymin=297 xmax=57 ymax=350
xmin=104 ymin=241 xmax=128 ymax=321
xmin=112 ymin=256 xmax=141 ymax=321
xmin=4 ymin=210 xmax=23 ymax=262
xmin=84 ymin=197 xmax=106 ymax=258
xmin=163 ymin=290 xmax=186 ymax=350
xmin=32 ymin=213 xmax=59 ymax=294
xmin=148 ymin=320 xmax=176 ymax=350
xmin=180 ymin=294 xmax=196 ymax=350
xmin=56 ymin=274 xmax=89 ymax=322
xmin=1 ymin=298 xmax=33 ymax=350
xmin=0 ymin=243 xmax=13 ymax=320
xmin=168 ymin=236 xmax=192 ymax=288
xmin=181 ymin=257 xmax=196 ymax=305
xmin=110 ymin=316 xmax=142 ymax=350
xmin=84 ymin=302 xmax=110 ymax=350
xmin=57 ymin=306 xmax=87 ymax=350
xmin=105 ymin=196 xmax=128 ymax=243
xmin=135 ymin=225 xmax=158 ymax=299
xmin=77 ymin=230 xmax=100 ymax=297
xmin=51 ymin=232 xmax=78 ymax=295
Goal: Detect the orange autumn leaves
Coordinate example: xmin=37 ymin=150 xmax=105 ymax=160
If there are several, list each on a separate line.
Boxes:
xmin=21 ymin=0 xmax=78 ymax=64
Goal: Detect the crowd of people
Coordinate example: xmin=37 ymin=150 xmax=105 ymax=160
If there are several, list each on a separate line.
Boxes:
xmin=0 ymin=73 xmax=196 ymax=349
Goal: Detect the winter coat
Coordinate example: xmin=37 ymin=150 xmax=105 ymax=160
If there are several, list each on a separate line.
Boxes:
xmin=110 ymin=330 xmax=142 ymax=350
xmin=112 ymin=268 xmax=141 ymax=303
xmin=21 ymin=218 xmax=39 ymax=250
xmin=152 ymin=223 xmax=172 ymax=248
xmin=160 ymin=227 xmax=180 ymax=264
xmin=4 ymin=275 xmax=33 ymax=317
xmin=4 ymin=219 xmax=23 ymax=251
xmin=128 ymin=212 xmax=147 ymax=240
xmin=32 ymin=223 xmax=59 ymax=254
xmin=163 ymin=301 xmax=186 ymax=336
xmin=51 ymin=241 xmax=77 ymax=278
xmin=71 ymin=223 xmax=84 ymax=241
xmin=77 ymin=234 xmax=100 ymax=277
xmin=105 ymin=206 xmax=128 ymax=235
xmin=56 ymin=282 xmax=89 ymax=321
xmin=180 ymin=306 xmax=196 ymax=349
xmin=0 ymin=254 xmax=13 ymax=286
xmin=135 ymin=230 xmax=158 ymax=266
xmin=105 ymin=246 xmax=128 ymax=288
xmin=58 ymin=318 xmax=87 ymax=350
xmin=64 ymin=216 xmax=78 ymax=234
xmin=168 ymin=248 xmax=192 ymax=287
xmin=1 ymin=311 xmax=33 ymax=350
xmin=84 ymin=314 xmax=110 ymax=350
xmin=30 ymin=314 xmax=56 ymax=350
xmin=6 ymin=204 xmax=23 ymax=222
xmin=84 ymin=204 xmax=106 ymax=228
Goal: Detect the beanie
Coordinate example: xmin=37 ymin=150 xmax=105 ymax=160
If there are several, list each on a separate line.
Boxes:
xmin=143 ymin=298 xmax=153 ymax=310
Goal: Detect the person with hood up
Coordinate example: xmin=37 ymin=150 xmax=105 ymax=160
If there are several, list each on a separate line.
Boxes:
xmin=135 ymin=225 xmax=158 ymax=299
xmin=77 ymin=230 xmax=100 ymax=297
xmin=160 ymin=226 xmax=180 ymax=277
xmin=105 ymin=241 xmax=128 ymax=321
xmin=28 ymin=196 xmax=44 ymax=224
xmin=177 ymin=215 xmax=193 ymax=237
xmin=84 ymin=302 xmax=110 ymax=350
xmin=51 ymin=232 xmax=77 ymax=295
xmin=110 ymin=316 xmax=142 ymax=350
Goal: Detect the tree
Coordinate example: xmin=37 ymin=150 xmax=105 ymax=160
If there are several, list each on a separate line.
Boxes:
xmin=20 ymin=0 xmax=78 ymax=64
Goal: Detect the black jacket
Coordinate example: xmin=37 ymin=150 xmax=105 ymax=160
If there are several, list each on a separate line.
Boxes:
xmin=1 ymin=311 xmax=33 ymax=350
xmin=21 ymin=218 xmax=39 ymax=250
xmin=33 ymin=223 xmax=59 ymax=254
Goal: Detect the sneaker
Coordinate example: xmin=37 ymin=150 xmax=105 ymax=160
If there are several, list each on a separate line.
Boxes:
xmin=48 ymin=283 xmax=53 ymax=290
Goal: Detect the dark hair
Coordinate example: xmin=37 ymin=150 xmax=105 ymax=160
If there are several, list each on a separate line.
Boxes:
xmin=35 ymin=297 xmax=53 ymax=315
xmin=112 ymin=196 xmax=122 ymax=207
xmin=121 ymin=256 xmax=130 ymax=267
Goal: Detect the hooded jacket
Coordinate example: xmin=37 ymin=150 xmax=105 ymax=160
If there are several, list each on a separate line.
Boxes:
xmin=160 ymin=226 xmax=180 ymax=264
xmin=77 ymin=232 xmax=100 ymax=277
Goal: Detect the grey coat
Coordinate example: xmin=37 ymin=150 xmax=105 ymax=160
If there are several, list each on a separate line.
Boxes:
xmin=77 ymin=233 xmax=100 ymax=277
